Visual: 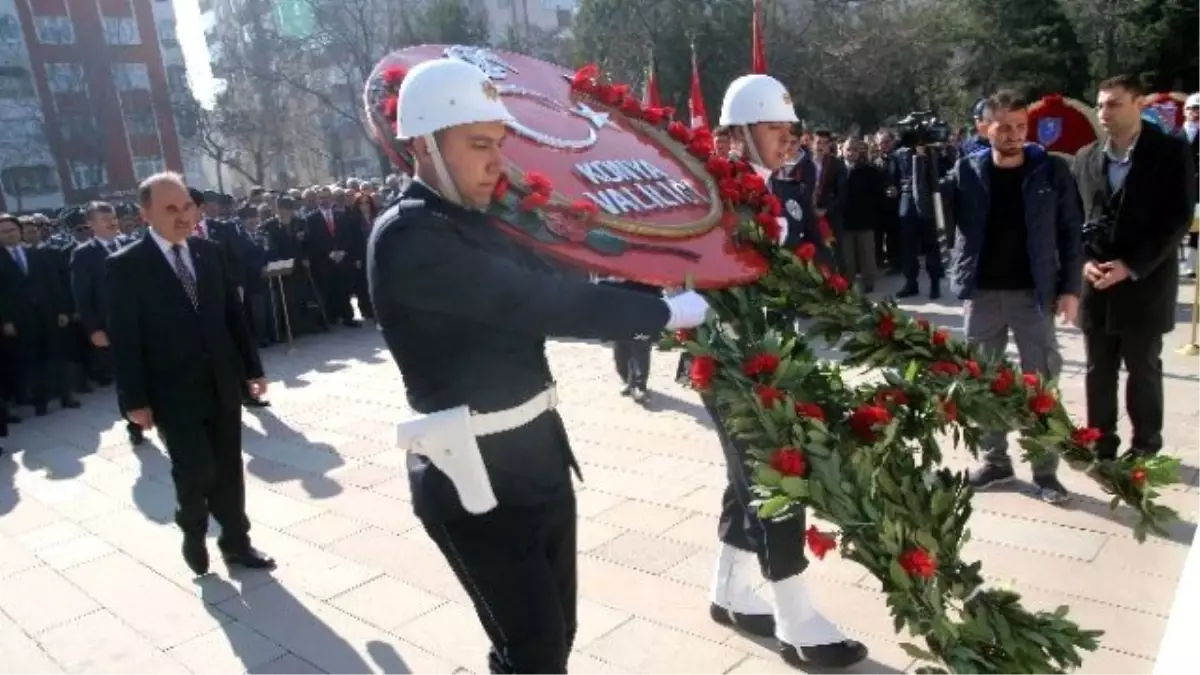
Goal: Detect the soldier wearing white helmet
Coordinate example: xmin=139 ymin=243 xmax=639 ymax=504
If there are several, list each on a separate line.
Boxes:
xmin=705 ymin=74 xmax=869 ymax=670
xmin=367 ymin=57 xmax=713 ymax=673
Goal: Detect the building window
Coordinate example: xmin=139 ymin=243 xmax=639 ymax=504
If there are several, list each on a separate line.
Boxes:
xmin=45 ymin=63 xmax=86 ymax=94
xmin=71 ymin=161 xmax=107 ymax=190
xmin=0 ymin=14 xmax=21 ymax=44
xmin=112 ymin=63 xmax=151 ymax=91
xmin=0 ymin=67 xmax=34 ymax=98
xmin=132 ymin=155 xmax=164 ymax=181
xmin=34 ymin=15 xmax=75 ymax=45
xmin=103 ymin=16 xmax=141 ymax=46
xmin=124 ymin=107 xmax=158 ymax=136
xmin=166 ymin=65 xmax=189 ymax=96
xmin=158 ymin=20 xmax=178 ymax=47
xmin=59 ymin=111 xmax=97 ymax=142
xmin=1 ymin=165 xmax=59 ymax=196
xmin=557 ymin=8 xmax=571 ymax=28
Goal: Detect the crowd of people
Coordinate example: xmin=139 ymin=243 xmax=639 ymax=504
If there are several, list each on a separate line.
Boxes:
xmin=0 ymin=175 xmax=413 ymax=454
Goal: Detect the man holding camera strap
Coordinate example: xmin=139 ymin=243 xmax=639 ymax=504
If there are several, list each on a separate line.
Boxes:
xmin=941 ymin=90 xmax=1083 ymax=504
xmin=1072 ymin=76 xmax=1196 ymax=462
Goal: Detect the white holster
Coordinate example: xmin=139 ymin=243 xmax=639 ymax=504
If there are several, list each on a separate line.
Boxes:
xmin=396 ymin=387 xmax=558 ymax=515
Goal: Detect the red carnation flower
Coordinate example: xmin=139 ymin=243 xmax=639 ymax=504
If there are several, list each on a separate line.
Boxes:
xmin=932 ymin=329 xmax=949 ymax=347
xmin=916 ymin=318 xmax=931 ymax=332
xmin=849 ymin=404 xmax=891 ymax=442
xmin=718 ymin=178 xmax=742 ymax=203
xmin=940 ymin=396 xmax=958 ymax=422
xmin=770 ymin=447 xmax=807 ymax=476
xmin=1071 ymin=427 xmax=1102 ymax=448
xmin=706 ymin=156 xmax=734 ymax=179
xmin=621 ymin=97 xmax=642 ymax=116
xmin=795 ymin=242 xmax=818 ymax=262
xmin=991 ymin=369 xmax=1015 ymax=395
xmin=689 ymin=355 xmax=717 ymax=390
xmin=964 ymin=360 xmax=982 ymax=378
xmin=795 ymin=401 xmax=826 ymax=421
xmin=1029 ymin=391 xmax=1056 ymax=416
xmin=381 ymin=95 xmax=398 ymax=120
xmin=818 ymin=264 xmax=833 ymax=280
xmin=571 ymin=63 xmax=600 ymax=89
xmin=928 ymin=361 xmax=961 ymax=377
xmin=899 ymin=547 xmax=937 ymax=579
xmin=491 ymin=173 xmax=510 ymax=200
xmin=827 ymin=274 xmax=850 ymax=294
xmin=755 ymin=385 xmax=785 ymax=409
xmin=1131 ymin=467 xmax=1148 ymax=487
xmin=755 ymin=212 xmax=781 ymax=242
xmin=519 ymin=192 xmax=550 ymax=211
xmin=642 ymin=106 xmax=668 ymax=125
xmin=805 ymin=526 xmax=837 ymax=560
xmin=817 ymin=216 xmax=834 ymax=244
xmin=740 ymin=171 xmax=767 ymax=195
xmin=524 ymin=172 xmax=553 ymax=194
xmin=667 ymin=121 xmax=691 ymax=143
xmin=877 ymin=313 xmax=897 ymax=339
xmin=876 ymin=388 xmax=909 ymax=407
xmin=382 ymin=65 xmax=407 ymax=88
xmin=569 ymin=199 xmax=601 ymax=221
xmin=761 ymin=194 xmax=782 ymax=217
xmin=674 ymin=329 xmax=694 ymax=343
xmin=742 ymin=353 xmax=781 ymax=378
xmin=1023 ymin=372 xmax=1040 ymax=389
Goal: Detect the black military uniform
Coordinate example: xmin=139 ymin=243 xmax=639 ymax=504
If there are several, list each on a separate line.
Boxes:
xmin=369 ymin=181 xmax=672 ymax=674
xmin=598 ymin=278 xmax=660 ymax=401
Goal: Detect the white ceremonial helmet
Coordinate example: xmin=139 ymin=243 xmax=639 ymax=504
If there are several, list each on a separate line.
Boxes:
xmin=1187 ymin=92 xmax=1200 ymax=109
xmin=396 ymin=58 xmax=514 ymax=140
xmin=395 ymin=58 xmax=514 ymax=207
xmin=718 ymin=74 xmax=799 ymax=127
xmin=719 ymin=74 xmax=798 ymax=170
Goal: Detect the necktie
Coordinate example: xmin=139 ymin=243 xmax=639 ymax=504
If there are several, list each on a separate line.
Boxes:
xmin=171 ymin=244 xmax=198 ymax=310
xmin=11 ymin=247 xmax=27 ymax=275
xmin=325 ymin=211 xmax=336 ymax=237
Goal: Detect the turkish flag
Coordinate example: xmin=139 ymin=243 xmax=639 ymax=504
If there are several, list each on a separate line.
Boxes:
xmin=688 ymin=43 xmax=709 ymax=131
xmin=751 ymin=0 xmax=767 ymax=74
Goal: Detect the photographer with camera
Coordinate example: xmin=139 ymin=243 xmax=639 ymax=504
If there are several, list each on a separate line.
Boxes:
xmin=1073 ymin=76 xmax=1196 ymax=462
xmin=941 ymin=90 xmax=1083 ymax=503
xmin=894 ymin=112 xmax=948 ymax=299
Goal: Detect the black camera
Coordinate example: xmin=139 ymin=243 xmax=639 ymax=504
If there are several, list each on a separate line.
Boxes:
xmin=896 ymin=111 xmax=952 ymax=148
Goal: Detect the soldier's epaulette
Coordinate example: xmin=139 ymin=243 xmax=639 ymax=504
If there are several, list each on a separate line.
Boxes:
xmin=398 ymin=198 xmax=425 ymax=209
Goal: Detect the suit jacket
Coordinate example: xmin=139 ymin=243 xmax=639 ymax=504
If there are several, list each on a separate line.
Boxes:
xmin=303 ymin=208 xmax=360 ymax=267
xmin=0 ymin=246 xmax=69 ymax=327
xmin=1072 ymin=122 xmax=1197 ymax=334
xmin=69 ymin=238 xmax=119 ymax=334
xmin=1175 ymin=127 xmax=1199 ymax=175
xmin=106 ymin=235 xmax=263 ymax=422
xmin=813 ymin=154 xmax=848 ymax=229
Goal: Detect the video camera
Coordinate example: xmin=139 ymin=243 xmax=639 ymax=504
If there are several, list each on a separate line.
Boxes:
xmin=895 ymin=111 xmax=952 ymax=148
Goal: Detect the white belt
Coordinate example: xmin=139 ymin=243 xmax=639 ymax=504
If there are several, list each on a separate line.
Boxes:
xmin=471 ymin=385 xmax=559 ymax=437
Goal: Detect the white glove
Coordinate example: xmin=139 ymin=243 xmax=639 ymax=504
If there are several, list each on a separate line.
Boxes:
xmin=774 ymin=216 xmax=789 ymax=246
xmin=663 ymin=291 xmax=711 ymax=330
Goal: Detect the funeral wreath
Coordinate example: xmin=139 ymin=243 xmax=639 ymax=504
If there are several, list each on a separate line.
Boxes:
xmin=372 ymin=61 xmax=1181 ymax=675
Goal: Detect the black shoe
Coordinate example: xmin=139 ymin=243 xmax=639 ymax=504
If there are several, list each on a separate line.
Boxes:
xmin=182 ymin=536 xmax=209 ymax=576
xmin=619 ymin=384 xmax=632 ymax=396
xmin=1033 ymin=474 xmax=1070 ymax=505
xmin=709 ymin=603 xmax=774 ymax=638
xmin=222 ymin=547 xmax=277 ymax=571
xmin=342 ymin=318 xmax=361 ymax=328
xmin=781 ymin=640 xmax=869 ymax=669
xmin=5 ymin=413 xmax=20 ymax=424
xmin=630 ymin=387 xmax=649 ymax=404
xmin=243 ymin=397 xmax=271 ymax=408
xmin=968 ymin=463 xmax=1016 ymax=490
xmin=928 ymin=281 xmax=941 ymax=300
xmin=128 ymin=426 xmax=145 ymax=446
xmin=61 ymin=398 xmax=82 ymax=410
xmin=896 ymin=284 xmax=919 ymax=298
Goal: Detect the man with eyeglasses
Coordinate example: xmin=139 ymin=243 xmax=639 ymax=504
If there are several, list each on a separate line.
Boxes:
xmin=1178 ymin=92 xmax=1198 ymax=279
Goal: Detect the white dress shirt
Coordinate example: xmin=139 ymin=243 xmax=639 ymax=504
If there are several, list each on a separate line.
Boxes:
xmin=148 ymin=228 xmax=196 ymax=278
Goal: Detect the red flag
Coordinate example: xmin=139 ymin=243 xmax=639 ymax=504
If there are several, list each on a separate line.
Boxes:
xmin=688 ymin=42 xmax=709 ymax=131
xmin=751 ymin=0 xmax=767 ymax=74
xmin=642 ymin=53 xmax=662 ymax=108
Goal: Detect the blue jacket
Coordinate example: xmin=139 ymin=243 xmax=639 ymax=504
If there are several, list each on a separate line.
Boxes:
xmin=959 ymin=134 xmax=990 ymax=157
xmin=941 ymin=143 xmax=1083 ymax=312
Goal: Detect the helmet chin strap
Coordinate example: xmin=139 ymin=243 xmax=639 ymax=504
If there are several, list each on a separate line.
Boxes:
xmin=423 ymin=133 xmax=468 ymax=208
xmin=739 ymin=124 xmax=767 ymax=169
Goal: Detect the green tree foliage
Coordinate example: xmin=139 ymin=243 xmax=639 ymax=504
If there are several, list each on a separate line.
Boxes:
xmin=417 ymin=0 xmax=490 ymax=45
xmin=959 ymin=0 xmax=1091 ymax=98
xmin=1063 ymin=0 xmax=1199 ymax=92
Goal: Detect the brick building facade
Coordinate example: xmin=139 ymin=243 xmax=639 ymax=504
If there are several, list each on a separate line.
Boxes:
xmin=0 ymin=0 xmax=203 ymax=213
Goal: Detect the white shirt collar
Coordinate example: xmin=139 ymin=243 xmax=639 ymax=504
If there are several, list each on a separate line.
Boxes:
xmin=148 ymin=228 xmax=187 ymax=257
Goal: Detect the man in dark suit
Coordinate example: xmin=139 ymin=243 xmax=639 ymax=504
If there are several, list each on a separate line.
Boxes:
xmin=107 ymin=172 xmax=275 ymax=575
xmin=0 ymin=215 xmax=78 ymax=416
xmin=71 ymin=202 xmax=144 ymax=445
xmin=303 ymin=186 xmax=361 ymax=328
xmin=1072 ymin=75 xmax=1197 ymax=460
xmin=1178 ymin=92 xmax=1198 ymax=278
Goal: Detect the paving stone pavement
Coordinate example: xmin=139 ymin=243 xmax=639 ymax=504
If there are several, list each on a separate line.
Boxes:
xmin=1 ymin=274 xmax=1197 ymax=674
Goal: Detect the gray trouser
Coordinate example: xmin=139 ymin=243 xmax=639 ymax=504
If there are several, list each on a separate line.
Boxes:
xmin=841 ymin=230 xmax=878 ymax=286
xmin=963 ymin=289 xmax=1063 ymax=475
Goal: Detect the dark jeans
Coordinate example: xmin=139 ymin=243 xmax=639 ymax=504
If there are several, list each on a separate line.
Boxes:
xmin=423 ymin=493 xmax=577 ymax=674
xmin=964 ymin=290 xmax=1062 ymax=475
xmin=245 ymin=289 xmax=272 ymax=344
xmin=900 ymin=214 xmax=943 ymax=284
xmin=702 ymin=394 xmax=806 ymax=581
xmin=1084 ymin=330 xmax=1164 ymax=459
xmin=612 ymin=335 xmax=652 ymax=389
xmin=875 ymin=207 xmax=900 ymax=270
